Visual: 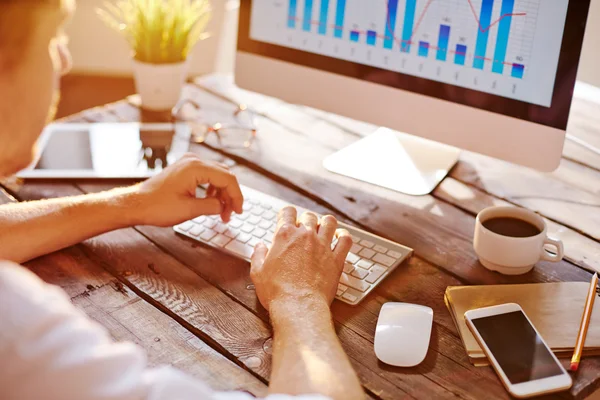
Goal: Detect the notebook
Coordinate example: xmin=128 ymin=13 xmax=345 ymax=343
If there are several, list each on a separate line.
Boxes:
xmin=444 ymin=282 xmax=600 ymax=366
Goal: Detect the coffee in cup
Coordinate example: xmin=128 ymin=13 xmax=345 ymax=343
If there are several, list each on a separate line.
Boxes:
xmin=474 ymin=206 xmax=564 ymax=275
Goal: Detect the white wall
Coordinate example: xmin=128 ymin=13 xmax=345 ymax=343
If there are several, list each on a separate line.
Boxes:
xmin=66 ymin=0 xmax=240 ymax=76
xmin=68 ymin=0 xmax=599 ymax=87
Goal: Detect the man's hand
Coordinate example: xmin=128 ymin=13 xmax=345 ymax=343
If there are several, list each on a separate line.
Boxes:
xmin=250 ymin=206 xmax=353 ymax=310
xmin=130 ymin=153 xmax=244 ymax=227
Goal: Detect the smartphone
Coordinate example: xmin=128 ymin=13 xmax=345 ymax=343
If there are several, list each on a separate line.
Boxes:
xmin=465 ymin=303 xmax=572 ymax=398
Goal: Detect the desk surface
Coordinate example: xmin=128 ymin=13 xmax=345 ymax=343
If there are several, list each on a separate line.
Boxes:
xmin=3 ymin=75 xmax=600 ymax=400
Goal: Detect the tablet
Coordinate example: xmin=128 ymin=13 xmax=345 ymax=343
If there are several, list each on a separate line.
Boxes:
xmin=17 ymin=123 xmax=191 ymax=179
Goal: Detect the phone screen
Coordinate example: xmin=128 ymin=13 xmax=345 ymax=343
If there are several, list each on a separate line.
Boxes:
xmin=471 ymin=311 xmax=564 ymax=384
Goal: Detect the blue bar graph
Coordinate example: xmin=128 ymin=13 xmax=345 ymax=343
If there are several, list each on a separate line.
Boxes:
xmin=350 ymin=30 xmax=359 ymax=42
xmin=367 ymin=30 xmax=377 ymax=46
xmin=436 ymin=25 xmax=450 ymax=61
xmin=384 ymin=0 xmax=399 ymax=50
xmin=418 ymin=41 xmax=429 ymax=57
xmin=473 ymin=0 xmax=493 ymax=69
xmin=455 ymin=44 xmax=467 ymax=65
xmin=401 ymin=0 xmax=416 ymax=52
xmin=511 ymin=63 xmax=524 ymax=78
xmin=318 ymin=0 xmax=329 ymax=35
xmin=492 ymin=0 xmax=514 ymax=74
xmin=334 ymin=0 xmax=345 ymax=38
xmin=288 ymin=0 xmax=297 ymax=28
xmin=303 ymin=0 xmax=313 ymax=31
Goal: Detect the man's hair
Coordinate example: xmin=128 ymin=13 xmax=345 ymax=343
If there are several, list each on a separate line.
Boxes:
xmin=0 ymin=1 xmax=62 ymax=70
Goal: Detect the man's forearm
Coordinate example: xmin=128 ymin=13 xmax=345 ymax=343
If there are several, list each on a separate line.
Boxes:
xmin=269 ymin=296 xmax=364 ymax=400
xmin=0 ymin=187 xmax=140 ymax=263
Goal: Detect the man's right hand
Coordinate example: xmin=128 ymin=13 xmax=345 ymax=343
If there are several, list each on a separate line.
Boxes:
xmin=250 ymin=206 xmax=353 ymax=311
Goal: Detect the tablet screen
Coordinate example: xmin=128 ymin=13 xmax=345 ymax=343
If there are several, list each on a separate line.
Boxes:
xmin=33 ymin=124 xmax=190 ymax=177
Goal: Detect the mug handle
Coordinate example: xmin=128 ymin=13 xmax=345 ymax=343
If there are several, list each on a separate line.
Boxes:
xmin=540 ymin=237 xmax=564 ymax=262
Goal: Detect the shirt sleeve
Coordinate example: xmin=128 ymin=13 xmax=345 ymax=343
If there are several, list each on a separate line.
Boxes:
xmin=0 ymin=262 xmax=330 ymax=400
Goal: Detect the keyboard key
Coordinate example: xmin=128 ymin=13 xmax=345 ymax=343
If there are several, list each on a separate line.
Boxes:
xmin=248 ymin=237 xmax=262 ymax=248
xmin=211 ymin=234 xmax=231 ymax=247
xmin=225 ymin=240 xmax=254 ymax=258
xmin=336 ymin=288 xmax=345 ymax=297
xmin=374 ymin=245 xmax=389 ymax=254
xmin=264 ymin=231 xmax=274 ymax=242
xmin=342 ymin=292 xmax=357 ymax=303
xmin=261 ymin=203 xmax=272 ymax=210
xmin=360 ymin=240 xmax=375 ymax=249
xmin=351 ymin=235 xmax=360 ymax=243
xmin=351 ymin=268 xmax=369 ymax=279
xmin=214 ymin=223 xmax=227 ymax=234
xmin=224 ymin=228 xmax=239 ymax=239
xmin=248 ymin=198 xmax=260 ymax=205
xmin=338 ymin=283 xmax=348 ymax=292
xmin=251 ymin=208 xmax=264 ymax=216
xmin=269 ymin=225 xmax=276 ymax=233
xmin=343 ymin=288 xmax=362 ymax=302
xmin=373 ymin=253 xmax=396 ymax=267
xmin=263 ymin=211 xmax=277 ymax=221
xmin=346 ymin=252 xmax=360 ymax=264
xmin=178 ymin=222 xmax=194 ymax=232
xmin=366 ymin=264 xmax=387 ymax=284
xmin=229 ymin=219 xmax=243 ymax=228
xmin=248 ymin=216 xmax=261 ymax=225
xmin=253 ymin=228 xmax=267 ymax=238
xmin=203 ymin=219 xmax=217 ymax=228
xmin=238 ymin=212 xmax=250 ymax=220
xmin=243 ymin=203 xmax=252 ymax=211
xmin=343 ymin=262 xmax=354 ymax=274
xmin=241 ymin=224 xmax=255 ymax=233
xmin=387 ymin=250 xmax=403 ymax=259
xmin=356 ymin=259 xmax=373 ymax=270
xmin=350 ymin=244 xmax=363 ymax=254
xmin=358 ymin=248 xmax=376 ymax=259
xmin=340 ymin=273 xmax=370 ymax=292
xmin=200 ymin=229 xmax=217 ymax=241
xmin=193 ymin=216 xmax=206 ymax=224
xmin=189 ymin=225 xmax=205 ymax=237
xmin=259 ymin=220 xmax=272 ymax=230
xmin=237 ymin=233 xmax=251 ymax=243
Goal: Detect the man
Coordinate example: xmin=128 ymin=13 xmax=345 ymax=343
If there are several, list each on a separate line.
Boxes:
xmin=0 ymin=1 xmax=365 ymax=399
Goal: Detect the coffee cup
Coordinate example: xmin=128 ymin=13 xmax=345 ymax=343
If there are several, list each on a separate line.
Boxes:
xmin=474 ymin=206 xmax=564 ymax=275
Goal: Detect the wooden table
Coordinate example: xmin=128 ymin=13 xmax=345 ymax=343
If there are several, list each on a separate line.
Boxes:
xmin=2 ymin=74 xmax=600 ymax=400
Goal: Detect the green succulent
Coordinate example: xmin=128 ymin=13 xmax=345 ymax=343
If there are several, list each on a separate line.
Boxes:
xmin=97 ymin=0 xmax=211 ymax=64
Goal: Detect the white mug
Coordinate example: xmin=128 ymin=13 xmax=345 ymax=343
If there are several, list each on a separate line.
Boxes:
xmin=474 ymin=206 xmax=564 ymax=275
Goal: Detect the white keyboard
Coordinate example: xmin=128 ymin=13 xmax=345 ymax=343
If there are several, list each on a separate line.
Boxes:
xmin=174 ymin=186 xmax=412 ymax=305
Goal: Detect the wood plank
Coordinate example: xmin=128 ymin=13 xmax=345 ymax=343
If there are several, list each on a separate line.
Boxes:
xmin=0 ymin=189 xmax=268 ymax=395
xmin=434 ymin=178 xmax=600 ymax=274
xmin=7 ymin=182 xmax=404 ymax=400
xmin=183 ymin=80 xmax=593 ymax=285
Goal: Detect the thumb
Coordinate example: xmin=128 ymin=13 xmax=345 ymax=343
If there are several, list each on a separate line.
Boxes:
xmin=251 ymin=243 xmax=268 ymax=272
xmin=189 ymin=197 xmax=222 ymax=217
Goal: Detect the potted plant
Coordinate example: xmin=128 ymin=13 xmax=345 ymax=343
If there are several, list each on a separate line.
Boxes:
xmin=97 ymin=0 xmax=211 ymax=111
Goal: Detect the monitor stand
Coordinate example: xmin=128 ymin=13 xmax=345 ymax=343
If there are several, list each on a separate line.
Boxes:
xmin=323 ymin=128 xmax=461 ymax=196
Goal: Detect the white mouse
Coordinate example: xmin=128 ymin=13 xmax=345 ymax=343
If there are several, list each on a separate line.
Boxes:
xmin=374 ymin=302 xmax=433 ymax=367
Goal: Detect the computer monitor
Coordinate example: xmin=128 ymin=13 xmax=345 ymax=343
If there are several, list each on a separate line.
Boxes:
xmin=235 ymin=0 xmax=590 ymax=195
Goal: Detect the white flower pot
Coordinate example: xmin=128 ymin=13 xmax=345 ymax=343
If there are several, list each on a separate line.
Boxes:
xmin=132 ymin=59 xmax=190 ymax=111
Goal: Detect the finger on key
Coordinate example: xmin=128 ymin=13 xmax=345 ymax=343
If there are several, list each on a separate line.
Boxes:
xmin=333 ymin=229 xmax=353 ymax=267
xmin=277 ymin=206 xmax=298 ymax=230
xmin=299 ymin=211 xmax=319 ymax=231
xmin=318 ymin=215 xmax=338 ymax=243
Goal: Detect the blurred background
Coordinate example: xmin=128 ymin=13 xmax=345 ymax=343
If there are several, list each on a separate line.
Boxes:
xmin=56 ymin=0 xmax=600 ymax=119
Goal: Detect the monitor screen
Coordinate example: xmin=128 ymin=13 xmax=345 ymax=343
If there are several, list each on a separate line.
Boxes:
xmin=238 ymin=0 xmax=590 ymax=130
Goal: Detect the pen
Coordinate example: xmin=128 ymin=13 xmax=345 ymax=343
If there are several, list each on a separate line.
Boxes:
xmin=570 ymin=273 xmax=598 ymax=372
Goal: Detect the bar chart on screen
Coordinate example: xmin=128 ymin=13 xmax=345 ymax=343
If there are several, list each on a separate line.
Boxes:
xmin=250 ymin=0 xmax=569 ymax=107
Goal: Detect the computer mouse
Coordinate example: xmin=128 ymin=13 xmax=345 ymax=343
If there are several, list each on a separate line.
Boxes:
xmin=374 ymin=302 xmax=433 ymax=367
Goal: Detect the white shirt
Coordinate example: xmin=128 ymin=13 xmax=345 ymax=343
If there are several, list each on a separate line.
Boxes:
xmin=0 ymin=262 xmax=330 ymax=400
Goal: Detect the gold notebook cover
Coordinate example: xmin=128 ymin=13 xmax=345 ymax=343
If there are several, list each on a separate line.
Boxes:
xmin=445 ymin=282 xmax=600 ymax=366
